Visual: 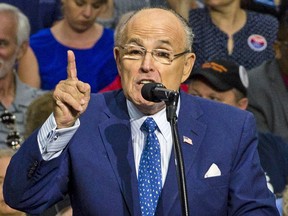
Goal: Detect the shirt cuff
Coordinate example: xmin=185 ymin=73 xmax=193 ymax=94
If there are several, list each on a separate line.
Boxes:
xmin=37 ymin=113 xmax=80 ymax=160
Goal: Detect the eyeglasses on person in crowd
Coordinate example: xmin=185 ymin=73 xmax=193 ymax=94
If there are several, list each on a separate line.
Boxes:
xmin=0 ymin=110 xmax=23 ymax=150
xmin=118 ymin=44 xmax=190 ymax=65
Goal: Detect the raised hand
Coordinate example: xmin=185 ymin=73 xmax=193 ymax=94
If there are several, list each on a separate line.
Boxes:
xmin=53 ymin=50 xmax=91 ymax=128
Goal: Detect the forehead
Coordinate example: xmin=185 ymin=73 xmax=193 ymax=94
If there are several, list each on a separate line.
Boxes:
xmin=69 ymin=0 xmax=107 ymax=4
xmin=124 ymin=9 xmax=186 ymax=47
xmin=0 ymin=12 xmax=17 ymax=38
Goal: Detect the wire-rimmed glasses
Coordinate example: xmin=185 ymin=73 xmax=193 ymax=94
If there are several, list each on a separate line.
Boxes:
xmin=0 ymin=110 xmax=23 ymax=150
xmin=118 ymin=44 xmax=190 ymax=65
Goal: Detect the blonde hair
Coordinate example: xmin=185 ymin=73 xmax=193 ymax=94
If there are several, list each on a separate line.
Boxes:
xmin=25 ymin=92 xmax=54 ymax=138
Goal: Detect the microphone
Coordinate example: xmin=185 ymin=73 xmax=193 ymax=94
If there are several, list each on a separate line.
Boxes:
xmin=141 ymin=83 xmax=178 ymax=102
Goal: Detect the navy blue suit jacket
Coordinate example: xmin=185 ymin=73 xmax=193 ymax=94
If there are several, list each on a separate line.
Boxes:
xmin=4 ymin=90 xmax=278 ymax=215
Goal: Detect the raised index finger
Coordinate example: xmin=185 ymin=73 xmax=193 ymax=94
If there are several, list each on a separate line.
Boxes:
xmin=67 ymin=50 xmax=77 ymax=80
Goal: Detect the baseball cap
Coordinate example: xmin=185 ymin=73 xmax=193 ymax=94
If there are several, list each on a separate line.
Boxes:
xmin=190 ymin=59 xmax=249 ymax=96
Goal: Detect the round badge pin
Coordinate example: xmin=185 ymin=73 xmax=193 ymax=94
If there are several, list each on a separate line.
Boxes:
xmin=247 ymin=34 xmax=267 ymax=52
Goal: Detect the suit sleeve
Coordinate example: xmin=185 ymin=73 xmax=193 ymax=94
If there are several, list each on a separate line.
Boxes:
xmin=228 ymin=112 xmax=279 ymax=215
xmin=3 ymin=130 xmax=70 ymax=215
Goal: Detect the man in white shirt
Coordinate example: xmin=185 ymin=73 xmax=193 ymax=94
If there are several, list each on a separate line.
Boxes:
xmin=3 ymin=7 xmax=278 ymax=216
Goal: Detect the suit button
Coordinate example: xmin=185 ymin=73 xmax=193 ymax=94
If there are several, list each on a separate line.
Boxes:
xmin=27 ymin=160 xmax=39 ymax=178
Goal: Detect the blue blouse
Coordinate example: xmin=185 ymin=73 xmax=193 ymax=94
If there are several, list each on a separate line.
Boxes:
xmin=30 ymin=28 xmax=118 ymax=93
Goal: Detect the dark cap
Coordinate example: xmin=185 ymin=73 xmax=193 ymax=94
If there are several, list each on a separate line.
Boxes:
xmin=190 ymin=59 xmax=249 ymax=96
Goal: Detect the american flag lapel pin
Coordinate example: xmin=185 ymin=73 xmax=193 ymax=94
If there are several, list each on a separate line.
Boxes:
xmin=183 ymin=136 xmax=193 ymax=145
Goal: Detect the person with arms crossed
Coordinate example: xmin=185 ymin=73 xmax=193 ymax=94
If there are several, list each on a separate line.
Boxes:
xmin=4 ymin=7 xmax=278 ymax=216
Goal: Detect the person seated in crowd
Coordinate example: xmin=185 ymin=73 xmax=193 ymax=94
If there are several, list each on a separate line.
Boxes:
xmin=96 ymin=0 xmax=200 ymax=29
xmin=188 ymin=0 xmax=279 ymax=71
xmin=18 ymin=0 xmax=118 ymax=93
xmin=187 ymin=58 xmax=288 ymax=214
xmin=0 ymin=148 xmax=26 ymax=216
xmin=0 ymin=3 xmax=45 ymax=150
xmin=3 ymin=7 xmax=278 ymax=216
xmin=96 ymin=0 xmax=170 ymax=29
xmin=0 ymin=0 xmax=62 ymax=35
xmin=247 ymin=13 xmax=288 ymax=143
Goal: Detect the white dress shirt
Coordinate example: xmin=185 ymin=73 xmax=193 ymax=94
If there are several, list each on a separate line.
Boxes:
xmin=38 ymin=98 xmax=180 ymax=186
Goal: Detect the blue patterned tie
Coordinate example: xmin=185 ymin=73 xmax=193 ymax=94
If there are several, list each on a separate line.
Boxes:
xmin=138 ymin=117 xmax=162 ymax=216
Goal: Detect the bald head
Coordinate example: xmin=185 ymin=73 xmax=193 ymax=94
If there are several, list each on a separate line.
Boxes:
xmin=115 ymin=8 xmax=194 ymax=51
xmin=113 ymin=7 xmax=196 ymax=115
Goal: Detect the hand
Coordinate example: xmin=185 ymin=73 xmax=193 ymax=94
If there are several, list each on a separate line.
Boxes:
xmin=53 ymin=50 xmax=91 ymax=128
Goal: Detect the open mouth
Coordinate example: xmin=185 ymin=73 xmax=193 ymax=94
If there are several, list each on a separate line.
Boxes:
xmin=139 ymin=80 xmax=155 ymax=85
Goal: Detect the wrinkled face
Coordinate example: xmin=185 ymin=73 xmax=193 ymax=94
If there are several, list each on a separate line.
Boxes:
xmin=62 ymin=0 xmax=107 ymax=32
xmin=114 ymin=9 xmax=195 ymax=115
xmin=188 ymin=79 xmax=245 ymax=109
xmin=0 ymin=156 xmax=24 ymax=216
xmin=0 ymin=12 xmax=19 ymax=79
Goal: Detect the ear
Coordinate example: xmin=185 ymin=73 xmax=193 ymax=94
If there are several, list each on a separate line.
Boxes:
xmin=113 ymin=47 xmax=123 ymax=77
xmin=16 ymin=41 xmax=29 ymax=60
xmin=237 ymin=97 xmax=248 ymax=110
xmin=181 ymin=52 xmax=196 ymax=83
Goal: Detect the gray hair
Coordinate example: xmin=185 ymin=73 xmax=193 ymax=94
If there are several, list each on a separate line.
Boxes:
xmin=114 ymin=7 xmax=194 ymax=52
xmin=0 ymin=3 xmax=30 ymax=46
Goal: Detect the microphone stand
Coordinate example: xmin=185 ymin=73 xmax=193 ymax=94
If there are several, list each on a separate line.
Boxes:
xmin=166 ymin=92 xmax=189 ymax=216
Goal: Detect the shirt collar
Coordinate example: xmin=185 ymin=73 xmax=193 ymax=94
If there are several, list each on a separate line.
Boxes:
xmin=126 ymin=96 xmax=181 ymax=133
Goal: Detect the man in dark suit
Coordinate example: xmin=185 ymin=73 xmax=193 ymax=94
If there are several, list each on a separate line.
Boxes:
xmin=187 ymin=58 xmax=288 ymax=214
xmin=3 ymin=7 xmax=279 ymax=216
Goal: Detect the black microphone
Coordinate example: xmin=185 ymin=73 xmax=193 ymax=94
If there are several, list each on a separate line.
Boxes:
xmin=141 ymin=83 xmax=178 ymax=102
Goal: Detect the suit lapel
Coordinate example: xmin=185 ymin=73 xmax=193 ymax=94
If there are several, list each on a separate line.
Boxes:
xmin=97 ymin=91 xmax=208 ymax=215
xmin=98 ymin=92 xmax=141 ymax=216
xmin=157 ymin=92 xmax=207 ymax=215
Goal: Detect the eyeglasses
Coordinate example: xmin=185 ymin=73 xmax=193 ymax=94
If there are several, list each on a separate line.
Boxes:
xmin=118 ymin=44 xmax=190 ymax=65
xmin=0 ymin=110 xmax=23 ymax=150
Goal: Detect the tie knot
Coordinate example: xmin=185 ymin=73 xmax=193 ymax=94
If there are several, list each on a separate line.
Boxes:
xmin=141 ymin=117 xmax=158 ymax=133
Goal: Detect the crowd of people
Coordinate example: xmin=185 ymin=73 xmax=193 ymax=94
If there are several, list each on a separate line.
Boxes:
xmin=0 ymin=0 xmax=287 ymax=216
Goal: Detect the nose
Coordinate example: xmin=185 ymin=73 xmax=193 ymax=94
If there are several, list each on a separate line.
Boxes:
xmin=82 ymin=5 xmax=93 ymax=18
xmin=140 ymin=51 xmax=155 ymax=72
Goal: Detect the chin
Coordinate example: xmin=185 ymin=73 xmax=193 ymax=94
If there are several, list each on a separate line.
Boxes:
xmin=138 ymin=100 xmax=166 ymax=115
